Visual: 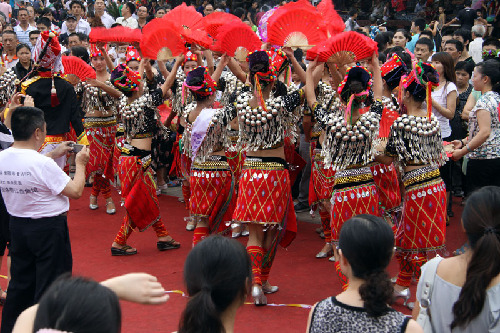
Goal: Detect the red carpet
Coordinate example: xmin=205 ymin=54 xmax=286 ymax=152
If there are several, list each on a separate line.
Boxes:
xmin=0 ymin=189 xmax=466 ymax=332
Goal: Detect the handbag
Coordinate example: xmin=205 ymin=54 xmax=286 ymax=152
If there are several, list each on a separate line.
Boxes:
xmin=416 ymin=256 xmax=443 ymax=333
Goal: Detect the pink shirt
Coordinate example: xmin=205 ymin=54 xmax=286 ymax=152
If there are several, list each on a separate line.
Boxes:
xmin=0 ymin=2 xmax=12 ymax=23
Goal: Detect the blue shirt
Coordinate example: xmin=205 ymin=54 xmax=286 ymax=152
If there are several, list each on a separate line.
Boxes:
xmin=406 ymin=33 xmax=436 ymax=53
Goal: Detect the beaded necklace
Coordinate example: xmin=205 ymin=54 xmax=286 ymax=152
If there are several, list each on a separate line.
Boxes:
xmin=78 ymin=80 xmax=118 ymax=116
xmin=118 ymin=93 xmax=153 ymax=141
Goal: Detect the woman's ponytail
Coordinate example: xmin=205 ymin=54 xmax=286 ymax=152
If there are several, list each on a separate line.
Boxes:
xmin=359 ymin=270 xmax=394 ymax=317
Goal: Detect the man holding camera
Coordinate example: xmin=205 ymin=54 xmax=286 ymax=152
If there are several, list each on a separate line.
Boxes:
xmin=0 ymin=97 xmax=89 ymax=333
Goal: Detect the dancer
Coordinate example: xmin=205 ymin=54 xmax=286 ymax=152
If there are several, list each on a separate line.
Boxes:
xmin=370 ymin=53 xmax=408 ymax=224
xmin=181 ymin=63 xmax=234 ymax=246
xmin=307 ymin=81 xmax=340 ymax=259
xmin=306 ymin=53 xmax=383 ymax=291
xmin=376 ymin=61 xmax=447 ymax=307
xmin=78 ymin=44 xmax=121 ymax=214
xmin=110 ymin=48 xmax=180 ymax=256
xmin=231 ymin=50 xmax=304 ymax=305
xmin=164 ymin=51 xmax=200 ymax=230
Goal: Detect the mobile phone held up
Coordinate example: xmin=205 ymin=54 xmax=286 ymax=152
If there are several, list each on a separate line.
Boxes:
xmin=71 ymin=144 xmax=84 ymax=153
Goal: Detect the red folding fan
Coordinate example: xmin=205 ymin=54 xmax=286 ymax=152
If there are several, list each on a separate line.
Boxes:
xmin=162 ymin=3 xmax=204 ymax=31
xmin=181 ymin=29 xmax=213 ymax=49
xmin=202 ymin=12 xmax=240 ymax=38
xmin=89 ymin=26 xmax=142 ymax=44
xmin=316 ymin=0 xmax=345 ymax=36
xmin=266 ymin=0 xmax=327 ymax=49
xmin=62 ymin=56 xmax=96 ymax=81
xmin=306 ymin=31 xmax=378 ymax=64
xmin=141 ymin=19 xmax=184 ymax=60
xmin=212 ymin=21 xmax=262 ymax=61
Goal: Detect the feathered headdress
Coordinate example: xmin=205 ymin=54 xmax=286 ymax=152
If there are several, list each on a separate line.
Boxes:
xmin=182 ymin=66 xmax=217 ymax=103
xmin=401 ymin=61 xmax=439 ymax=119
xmin=266 ymin=47 xmax=291 ymax=85
xmin=111 ymin=63 xmax=141 ymax=92
xmin=338 ymin=66 xmax=372 ymax=125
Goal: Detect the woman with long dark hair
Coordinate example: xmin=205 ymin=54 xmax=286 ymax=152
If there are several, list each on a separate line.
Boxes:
xmin=452 ymin=60 xmax=500 ymax=191
xmin=430 ymin=52 xmax=458 ymax=220
xmin=307 ymin=215 xmax=422 ymax=333
xmin=179 ymin=235 xmax=251 ymax=333
xmin=413 ymin=186 xmax=500 ymax=331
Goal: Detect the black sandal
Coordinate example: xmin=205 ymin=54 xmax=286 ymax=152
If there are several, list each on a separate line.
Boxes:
xmin=157 ymin=239 xmax=181 ymax=251
xmin=111 ymin=245 xmax=138 ymax=256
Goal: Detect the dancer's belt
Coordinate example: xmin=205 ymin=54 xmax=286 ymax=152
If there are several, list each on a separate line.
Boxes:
xmin=334 ymin=166 xmax=373 ymax=188
xmin=84 ymin=116 xmax=117 ymax=128
xmin=121 ymin=143 xmax=152 ymax=169
xmin=403 ymin=165 xmax=441 ymax=188
xmin=192 ymin=155 xmax=230 ymax=170
xmin=243 ymin=156 xmax=287 ymax=170
xmin=44 ymin=134 xmax=67 ymax=144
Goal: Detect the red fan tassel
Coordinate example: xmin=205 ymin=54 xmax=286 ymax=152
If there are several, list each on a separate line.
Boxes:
xmin=254 ymin=74 xmax=268 ymax=112
xmin=51 ymin=78 xmax=60 ymax=107
xmin=426 ymin=82 xmax=432 ymax=120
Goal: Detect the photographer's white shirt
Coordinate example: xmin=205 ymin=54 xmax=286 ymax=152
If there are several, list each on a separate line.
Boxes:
xmin=0 ymin=147 xmax=70 ymax=218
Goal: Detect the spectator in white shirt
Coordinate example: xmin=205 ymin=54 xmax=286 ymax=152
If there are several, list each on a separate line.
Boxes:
xmin=469 ymin=24 xmax=486 ymax=63
xmin=344 ymin=9 xmax=359 ymax=32
xmin=0 ymin=0 xmax=11 ymax=23
xmin=13 ymin=8 xmax=36 ymax=45
xmin=94 ymin=0 xmax=115 ymax=28
xmin=61 ymin=1 xmax=91 ymax=35
xmin=116 ymin=2 xmax=138 ymax=29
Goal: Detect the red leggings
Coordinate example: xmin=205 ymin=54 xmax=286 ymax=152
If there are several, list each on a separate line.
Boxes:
xmin=395 ymin=252 xmax=427 ymax=287
xmin=91 ymin=174 xmax=111 ymax=199
xmin=114 ymin=216 xmax=169 ymax=245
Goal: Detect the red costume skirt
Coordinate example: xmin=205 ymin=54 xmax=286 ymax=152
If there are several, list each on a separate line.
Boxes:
xmin=225 ymin=147 xmax=246 ymax=184
xmin=309 ymin=149 xmax=336 ymax=207
xmin=233 ymin=158 xmax=297 ymax=248
xmin=190 ymin=156 xmax=234 ymax=235
xmin=396 ymin=166 xmax=446 ymax=254
xmin=331 ymin=166 xmax=379 ymax=243
xmin=119 ymin=146 xmax=161 ymax=231
xmin=370 ymin=162 xmax=402 ymax=220
xmin=84 ymin=116 xmax=117 ymax=180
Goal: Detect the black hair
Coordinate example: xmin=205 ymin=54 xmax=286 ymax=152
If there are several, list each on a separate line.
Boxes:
xmin=441 ymin=27 xmax=454 ymax=38
xmin=17 ymin=7 xmax=28 ymax=14
xmin=451 ymin=186 xmax=500 ymax=329
xmin=16 ymin=43 xmax=31 ymax=54
xmin=2 ymin=30 xmax=17 ymax=39
xmin=395 ymin=28 xmax=411 ymax=42
xmin=71 ymin=46 xmax=90 ymax=64
xmin=414 ymin=18 xmax=426 ymax=32
xmin=348 ymin=8 xmax=357 ymax=17
xmin=374 ymin=32 xmax=390 ymax=53
xmin=406 ymin=62 xmax=439 ymax=102
xmin=36 ymin=16 xmax=51 ymax=29
xmin=454 ymin=28 xmax=472 ymax=45
xmin=10 ymin=107 xmax=45 ymax=141
xmin=124 ymin=2 xmax=136 ymax=14
xmin=29 ymin=30 xmax=40 ymax=37
xmin=338 ymin=215 xmax=394 ymax=317
xmin=33 ymin=275 xmax=121 ymax=333
xmin=179 ymin=236 xmax=251 ymax=333
xmin=77 ymin=32 xmax=89 ymax=42
xmin=186 ymin=70 xmax=210 ymax=102
xmin=475 ymin=60 xmax=500 ymax=94
xmin=70 ymin=0 xmax=85 ymax=11
xmin=68 ymin=32 xmax=81 ymax=40
xmin=445 ymin=39 xmax=464 ymax=52
xmin=464 ymin=0 xmax=472 ymax=6
xmin=455 ymin=60 xmax=474 ymax=77
xmin=419 ymin=30 xmax=434 ymax=40
xmin=233 ymin=7 xmax=245 ymax=19
xmin=483 ymin=37 xmax=500 ymax=49
xmin=415 ymin=37 xmax=434 ymax=52
xmin=340 ymin=67 xmax=370 ymax=103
